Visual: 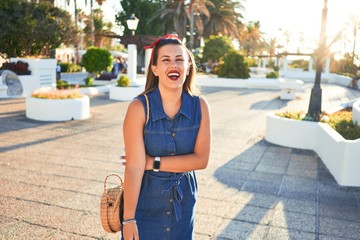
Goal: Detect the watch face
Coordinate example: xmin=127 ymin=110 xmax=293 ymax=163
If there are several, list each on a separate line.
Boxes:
xmin=153 ymin=157 xmax=160 ymax=171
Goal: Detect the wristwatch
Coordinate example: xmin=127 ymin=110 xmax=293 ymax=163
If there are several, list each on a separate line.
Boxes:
xmin=153 ymin=157 xmax=161 ymax=172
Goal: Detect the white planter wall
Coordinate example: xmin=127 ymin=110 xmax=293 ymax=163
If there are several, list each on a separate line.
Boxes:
xmin=352 ymin=100 xmax=360 ymax=125
xmin=10 ymin=58 xmax=56 ymax=96
xmin=265 ymin=113 xmax=360 ymax=187
xmin=109 ymin=85 xmax=144 ymax=101
xmin=26 ymin=96 xmax=90 ymax=121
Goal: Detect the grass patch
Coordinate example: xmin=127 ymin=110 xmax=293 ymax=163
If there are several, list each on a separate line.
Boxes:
xmin=276 ymin=108 xmax=360 ymax=140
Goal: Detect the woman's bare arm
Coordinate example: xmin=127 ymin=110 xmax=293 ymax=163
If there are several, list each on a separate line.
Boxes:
xmin=123 ymin=99 xmax=147 ymax=220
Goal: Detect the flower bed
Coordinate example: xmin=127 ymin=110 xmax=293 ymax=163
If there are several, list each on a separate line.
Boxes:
xmin=265 ymin=113 xmax=360 ymax=186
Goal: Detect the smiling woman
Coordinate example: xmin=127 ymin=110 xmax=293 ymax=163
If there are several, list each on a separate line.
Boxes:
xmin=121 ymin=34 xmax=211 ymax=240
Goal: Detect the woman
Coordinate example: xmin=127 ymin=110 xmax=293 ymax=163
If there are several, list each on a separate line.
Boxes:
xmin=122 ymin=34 xmax=211 ymax=240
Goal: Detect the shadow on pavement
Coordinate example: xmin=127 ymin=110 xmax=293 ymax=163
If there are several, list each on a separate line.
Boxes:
xmin=213 ymin=139 xmax=360 ymax=239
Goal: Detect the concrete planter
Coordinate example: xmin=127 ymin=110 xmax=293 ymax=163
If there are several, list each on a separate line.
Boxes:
xmin=10 ymin=58 xmax=56 ymax=97
xmin=352 ymin=99 xmax=360 ymax=125
xmin=26 ymin=95 xmax=90 ymax=121
xmin=109 ymin=84 xmax=144 ymax=101
xmin=265 ymin=113 xmax=360 ymax=186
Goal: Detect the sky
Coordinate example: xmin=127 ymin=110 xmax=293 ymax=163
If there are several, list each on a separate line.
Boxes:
xmin=57 ymin=0 xmax=360 ymax=56
xmin=243 ymin=0 xmax=360 ymax=55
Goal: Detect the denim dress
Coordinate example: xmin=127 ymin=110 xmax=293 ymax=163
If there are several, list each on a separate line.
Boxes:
xmin=126 ymin=87 xmax=201 ymax=240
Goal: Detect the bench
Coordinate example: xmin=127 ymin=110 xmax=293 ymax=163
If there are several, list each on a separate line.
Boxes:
xmin=278 ymin=78 xmax=304 ymax=100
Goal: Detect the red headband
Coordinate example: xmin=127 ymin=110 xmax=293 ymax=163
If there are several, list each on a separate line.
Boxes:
xmin=144 ymin=34 xmax=181 ymax=64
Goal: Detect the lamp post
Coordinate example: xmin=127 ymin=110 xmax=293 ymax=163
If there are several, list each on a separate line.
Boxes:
xmin=307 ymin=0 xmax=327 ymax=120
xmin=126 ymin=14 xmax=139 ymax=36
xmin=126 ymin=14 xmax=139 ymax=86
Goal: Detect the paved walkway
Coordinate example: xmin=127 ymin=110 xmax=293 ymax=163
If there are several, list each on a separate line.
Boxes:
xmin=0 ymin=81 xmax=360 ymax=240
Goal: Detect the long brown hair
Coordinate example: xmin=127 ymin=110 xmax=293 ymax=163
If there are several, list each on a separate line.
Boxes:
xmin=143 ymin=36 xmax=200 ymax=96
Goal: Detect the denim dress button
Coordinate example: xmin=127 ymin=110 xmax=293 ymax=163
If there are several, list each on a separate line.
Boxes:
xmin=166 ymin=211 xmax=171 ymax=215
xmin=165 ymin=227 xmax=170 ymax=231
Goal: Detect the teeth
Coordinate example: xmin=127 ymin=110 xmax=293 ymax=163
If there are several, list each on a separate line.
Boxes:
xmin=168 ymin=73 xmax=179 ymax=77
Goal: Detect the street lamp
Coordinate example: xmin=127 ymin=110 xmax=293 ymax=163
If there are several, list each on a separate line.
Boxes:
xmin=126 ymin=14 xmax=139 ymax=36
xmin=126 ymin=14 xmax=139 ymax=86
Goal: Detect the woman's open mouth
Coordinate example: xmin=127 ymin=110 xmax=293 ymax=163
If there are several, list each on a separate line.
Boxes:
xmin=168 ymin=71 xmax=180 ymax=81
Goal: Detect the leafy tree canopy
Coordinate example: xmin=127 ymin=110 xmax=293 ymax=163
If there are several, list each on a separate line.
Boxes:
xmin=0 ymin=0 xmax=76 ymax=58
xmin=82 ymin=47 xmax=113 ymax=76
xmin=116 ymin=0 xmax=164 ymax=36
xmin=202 ymin=35 xmax=234 ymax=63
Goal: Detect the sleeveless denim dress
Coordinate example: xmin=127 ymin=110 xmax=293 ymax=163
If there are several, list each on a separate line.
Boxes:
xmin=123 ymin=87 xmax=201 ymax=240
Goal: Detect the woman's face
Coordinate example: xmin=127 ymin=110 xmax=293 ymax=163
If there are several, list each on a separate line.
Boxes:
xmin=151 ymin=44 xmax=190 ymax=90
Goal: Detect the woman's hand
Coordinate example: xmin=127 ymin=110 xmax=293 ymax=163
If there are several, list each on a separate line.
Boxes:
xmin=123 ymin=222 xmax=139 ymax=240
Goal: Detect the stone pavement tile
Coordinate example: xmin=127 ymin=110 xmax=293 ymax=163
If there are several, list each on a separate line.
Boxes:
xmin=0 ymin=196 xmax=30 ymax=220
xmin=255 ymin=164 xmax=288 ymax=175
xmin=229 ymin=192 xmax=278 ymax=209
xmin=230 ymin=204 xmax=274 ymax=225
xmin=21 ymin=203 xmax=85 ymax=230
xmin=278 ymin=187 xmax=317 ymax=202
xmin=319 ymin=217 xmax=360 ymax=239
xmin=286 ymin=166 xmax=318 ymax=179
xmin=242 ymin=179 xmax=281 ymax=196
xmin=213 ymin=167 xmax=248 ymax=190
xmin=282 ymin=175 xmax=317 ymax=189
xmin=265 ymin=227 xmax=316 ymax=240
xmin=288 ymin=153 xmax=319 ymax=170
xmin=215 ymin=219 xmax=268 ymax=240
xmin=61 ymin=212 xmax=119 ymax=239
xmin=270 ymin=210 xmax=316 ymax=233
xmin=194 ymin=212 xmax=224 ymax=238
xmin=196 ymin=197 xmax=235 ymax=219
xmin=44 ymin=230 xmax=97 ymax=240
xmin=318 ymin=189 xmax=360 ymax=207
xmin=260 ymin=150 xmax=291 ymax=163
xmin=319 ymin=235 xmax=359 ymax=240
xmin=319 ymin=203 xmax=360 ymax=222
xmin=248 ymin=171 xmax=283 ymax=183
xmin=273 ymin=198 xmax=316 ymax=215
xmin=0 ymin=217 xmax=56 ymax=240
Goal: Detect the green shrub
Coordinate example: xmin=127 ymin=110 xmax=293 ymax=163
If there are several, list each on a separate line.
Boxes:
xmin=117 ymin=75 xmax=130 ymax=87
xmin=202 ymin=35 xmax=234 ymax=63
xmin=277 ymin=109 xmax=360 ymax=140
xmin=82 ymin=47 xmax=113 ymax=76
xmin=56 ymin=80 xmax=70 ymax=89
xmin=59 ymin=63 xmax=82 ymax=72
xmin=266 ymin=71 xmax=278 ymax=78
xmin=84 ymin=76 xmax=94 ymax=86
xmin=217 ymin=51 xmax=250 ymax=79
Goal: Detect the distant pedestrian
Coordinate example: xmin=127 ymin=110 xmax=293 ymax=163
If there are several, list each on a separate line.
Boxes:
xmin=121 ymin=33 xmax=212 ymax=240
xmin=56 ymin=61 xmax=61 ymax=81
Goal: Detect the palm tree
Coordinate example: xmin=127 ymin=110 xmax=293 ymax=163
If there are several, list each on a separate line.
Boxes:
xmin=346 ymin=14 xmax=360 ymax=71
xmin=238 ymin=21 xmax=263 ymax=57
xmin=203 ymin=0 xmax=245 ymax=39
xmin=150 ymin=0 xmax=213 ymax=49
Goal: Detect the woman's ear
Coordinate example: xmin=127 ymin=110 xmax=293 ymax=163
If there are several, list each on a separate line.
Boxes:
xmin=151 ymin=65 xmax=158 ymax=76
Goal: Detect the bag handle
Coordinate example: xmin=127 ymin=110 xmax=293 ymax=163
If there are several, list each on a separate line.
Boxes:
xmin=104 ymin=173 xmax=123 ymax=192
xmin=144 ymin=93 xmax=149 ymax=124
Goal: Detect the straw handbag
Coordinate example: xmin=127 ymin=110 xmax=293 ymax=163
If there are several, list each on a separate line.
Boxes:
xmin=100 ymin=173 xmax=124 ymax=233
